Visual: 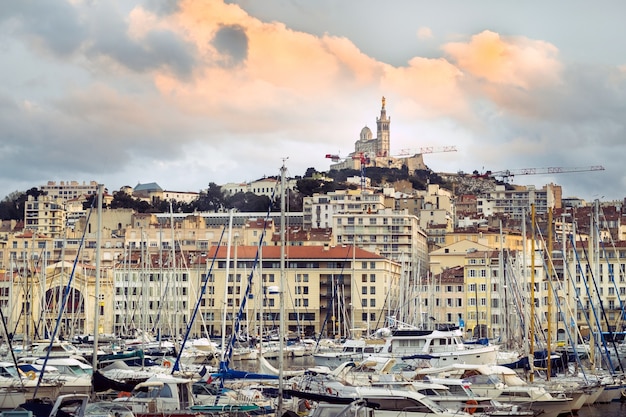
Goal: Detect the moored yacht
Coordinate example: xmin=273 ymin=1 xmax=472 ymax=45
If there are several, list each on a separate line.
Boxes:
xmin=366 ymin=321 xmax=499 ymax=368
xmin=313 ymin=338 xmax=385 ymax=367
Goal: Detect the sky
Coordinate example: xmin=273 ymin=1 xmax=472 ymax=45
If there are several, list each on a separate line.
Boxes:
xmin=1 ymin=0 xmax=625 ymax=202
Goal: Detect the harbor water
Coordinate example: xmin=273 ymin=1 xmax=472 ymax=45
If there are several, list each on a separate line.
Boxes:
xmin=577 ymin=401 xmax=626 ymax=417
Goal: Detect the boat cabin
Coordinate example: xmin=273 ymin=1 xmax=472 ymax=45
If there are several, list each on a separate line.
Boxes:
xmin=113 ymin=375 xmax=195 ymax=413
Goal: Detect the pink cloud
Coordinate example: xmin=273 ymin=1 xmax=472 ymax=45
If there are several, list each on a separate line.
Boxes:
xmin=443 ymin=30 xmax=562 ymax=89
xmin=141 ymin=0 xmax=473 ymax=129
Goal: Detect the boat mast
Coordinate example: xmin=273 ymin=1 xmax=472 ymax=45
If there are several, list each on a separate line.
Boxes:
xmin=170 ymin=201 xmax=178 ymax=342
xmin=92 ymin=184 xmax=103 ymax=371
xmin=547 ymin=207 xmax=553 ymax=380
xmin=221 ymin=210 xmax=234 ymax=362
xmin=277 ymin=160 xmax=287 ymax=417
xmin=530 ymin=203 xmax=536 ymax=382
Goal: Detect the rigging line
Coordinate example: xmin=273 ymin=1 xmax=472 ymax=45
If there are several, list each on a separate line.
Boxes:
xmin=592 ymin=222 xmax=625 ymax=371
xmin=171 ymin=224 xmax=226 ymax=374
xmin=32 ymin=196 xmax=95 ymax=399
xmin=533 ymin=223 xmax=568 ymax=352
xmin=554 ymin=236 xmax=589 ymax=381
xmin=0 ymin=304 xmax=25 ymax=389
xmin=594 ymin=209 xmax=626 ymax=334
xmin=534 ymin=225 xmax=588 ymax=376
xmin=220 ymin=178 xmax=280 ymax=372
xmin=570 ymin=230 xmax=616 ymax=372
xmin=313 ymin=244 xmax=352 ymax=352
xmin=577 ymin=228 xmax=620 ymax=372
xmin=503 ymin=250 xmax=528 ymax=351
xmin=151 ymin=251 xmax=173 ymax=334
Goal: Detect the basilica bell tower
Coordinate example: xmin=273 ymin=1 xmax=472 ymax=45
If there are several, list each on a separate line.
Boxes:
xmin=376 ymin=96 xmax=390 ymax=157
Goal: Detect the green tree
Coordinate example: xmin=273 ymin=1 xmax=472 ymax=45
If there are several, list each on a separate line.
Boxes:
xmin=304 ymin=167 xmax=317 ymax=178
xmin=110 ymin=191 xmax=137 ymax=209
xmin=0 ymin=191 xmax=24 ymax=220
xmin=194 ymin=182 xmax=225 ymax=212
xmin=296 ymin=178 xmax=322 ymax=197
xmin=226 ymin=192 xmax=271 ymax=212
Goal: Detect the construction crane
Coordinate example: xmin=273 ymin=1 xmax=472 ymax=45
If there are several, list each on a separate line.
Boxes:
xmin=324 ymin=152 xmax=370 ymax=190
xmin=352 ymin=152 xmax=371 ymax=191
xmin=395 ymin=146 xmax=457 ymax=156
xmin=488 ymin=165 xmax=605 ymax=182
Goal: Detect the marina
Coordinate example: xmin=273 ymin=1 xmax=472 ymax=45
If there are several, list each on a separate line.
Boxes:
xmin=1 ymin=167 xmax=625 ymax=417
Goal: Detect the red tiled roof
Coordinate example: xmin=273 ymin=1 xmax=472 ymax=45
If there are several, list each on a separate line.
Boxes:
xmin=202 ymin=245 xmax=385 ymax=262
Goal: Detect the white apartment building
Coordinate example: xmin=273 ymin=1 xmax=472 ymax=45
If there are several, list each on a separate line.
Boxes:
xmin=24 ymin=195 xmax=66 ymax=238
xmin=417 ymin=184 xmax=455 ymax=248
xmin=162 ymin=190 xmax=200 ymax=204
xmin=337 ymin=214 xmax=427 ymax=281
xmin=303 ymin=190 xmax=428 ymax=280
xmin=304 ymin=190 xmax=389 ymax=230
xmin=477 ymin=184 xmax=561 ymax=220
xmin=39 ymin=180 xmax=100 ymax=202
xmin=221 ymin=177 xmax=298 ymax=199
xmin=110 ymin=244 xmax=401 ymax=339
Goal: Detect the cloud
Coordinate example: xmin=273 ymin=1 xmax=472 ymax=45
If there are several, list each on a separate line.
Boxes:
xmin=212 ymin=24 xmax=249 ymax=67
xmin=417 ymin=27 xmax=433 ymax=40
xmin=444 ymin=30 xmax=562 ymax=89
xmin=0 ymin=0 xmax=625 ymax=202
xmin=0 ymin=1 xmax=87 ymax=56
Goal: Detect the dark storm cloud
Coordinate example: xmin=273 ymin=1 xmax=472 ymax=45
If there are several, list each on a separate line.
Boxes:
xmin=144 ymin=0 xmax=182 ymax=16
xmin=464 ymin=64 xmax=626 ymax=199
xmin=212 ymin=24 xmax=249 ymax=67
xmin=0 ymin=87 xmax=189 ymax=188
xmin=89 ymin=28 xmax=197 ymax=79
xmin=1 ymin=1 xmax=197 ymax=79
xmin=0 ymin=1 xmax=86 ymax=56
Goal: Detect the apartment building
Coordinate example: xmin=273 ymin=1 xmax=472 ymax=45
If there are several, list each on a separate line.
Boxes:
xmin=429 ymin=240 xmax=492 ymax=275
xmin=24 ymin=195 xmax=65 ymax=238
xmin=303 ymin=190 xmax=428 ymax=280
xmin=304 ymin=189 xmax=393 ymax=230
xmin=333 ymin=207 xmax=428 ymax=280
xmin=221 ymin=177 xmax=299 ymax=199
xmin=569 ymin=239 xmax=626 ymax=332
xmin=111 ymin=245 xmax=401 ymax=339
xmin=463 ymin=250 xmax=510 ymax=339
xmin=39 ymin=180 xmax=100 ymax=202
xmin=477 ymin=183 xmax=562 ymax=220
xmin=419 ymin=265 xmax=465 ymax=328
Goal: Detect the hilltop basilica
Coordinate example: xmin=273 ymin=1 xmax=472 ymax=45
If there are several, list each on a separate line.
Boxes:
xmin=329 ymin=97 xmax=428 ymax=173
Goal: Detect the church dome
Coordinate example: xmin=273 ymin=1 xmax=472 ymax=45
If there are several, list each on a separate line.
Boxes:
xmin=360 ymin=126 xmax=373 ymax=141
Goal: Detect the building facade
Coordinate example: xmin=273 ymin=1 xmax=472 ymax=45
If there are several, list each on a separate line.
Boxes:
xmin=110 ymin=245 xmax=401 ymax=340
